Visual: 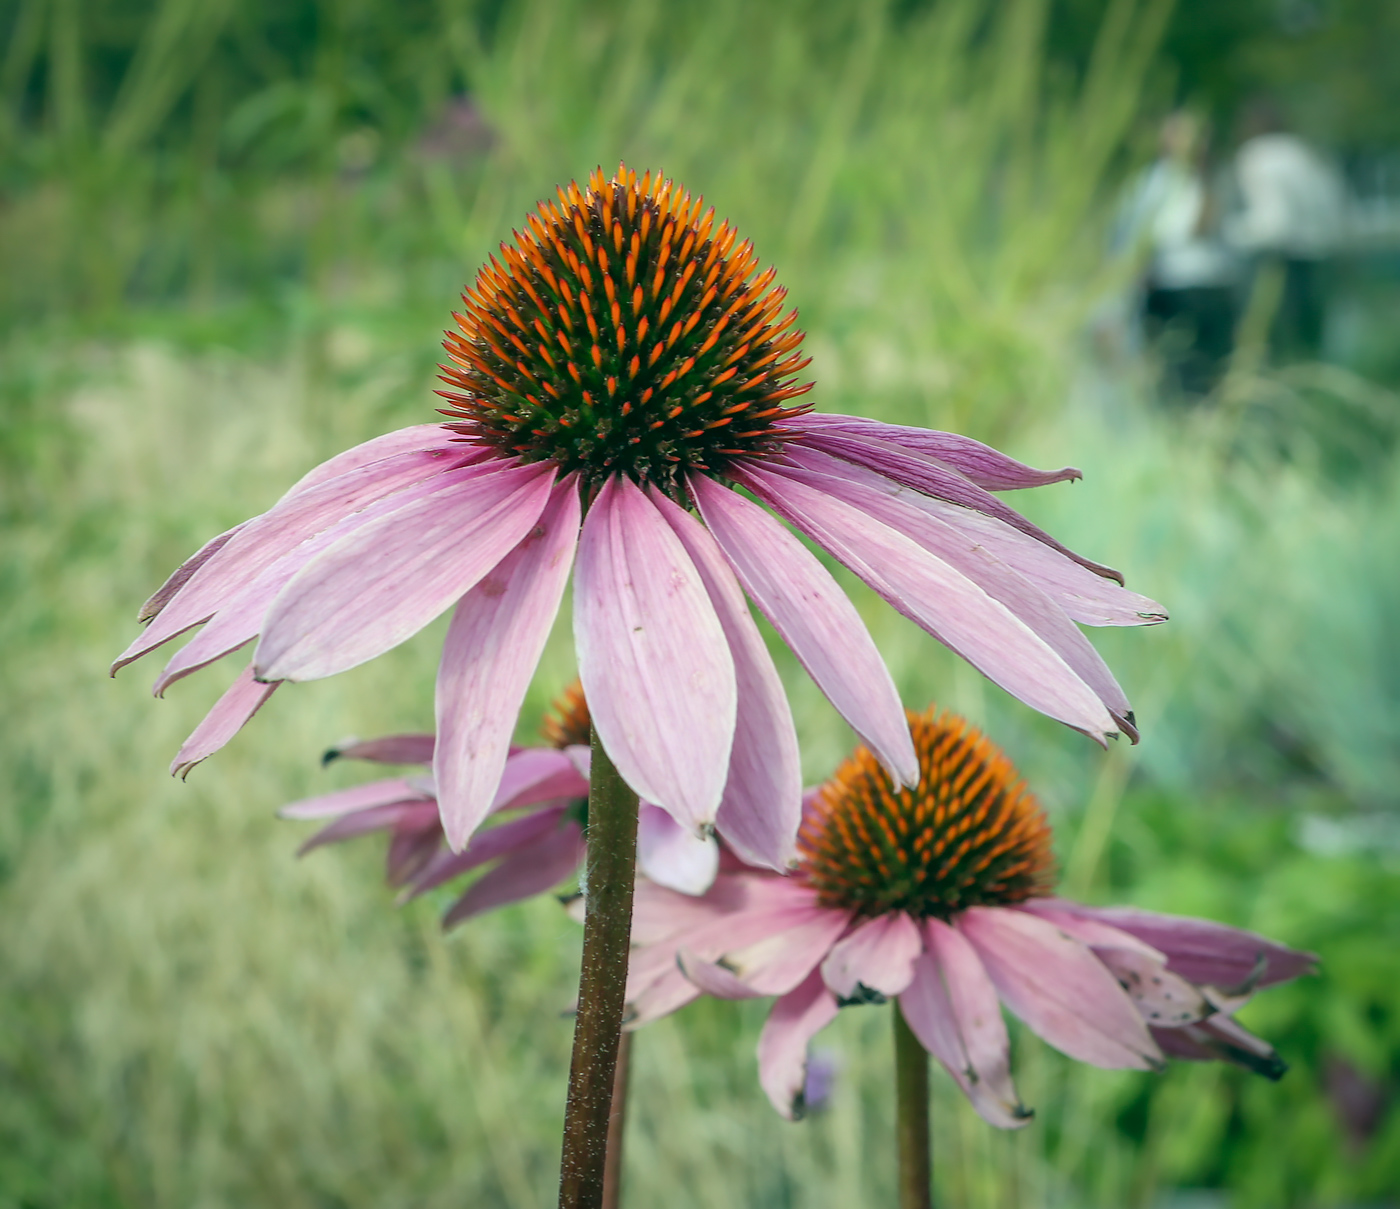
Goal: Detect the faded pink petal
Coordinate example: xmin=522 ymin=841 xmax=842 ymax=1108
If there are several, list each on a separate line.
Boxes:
xmin=1049 ymin=901 xmax=1318 ymax=991
xmin=434 ymin=476 xmax=580 ymax=848
xmin=628 ymin=870 xmax=766 ymax=946
xmin=1093 ymin=946 xmax=1210 ymax=1029
xmin=441 ymin=823 xmax=585 ymax=926
xmin=1152 ymin=1015 xmax=1288 ymax=1079
xmin=275 ymin=424 xmax=466 ymax=502
xmin=325 ymin=733 xmax=435 ymax=765
xmin=169 ymin=665 xmax=280 ymax=778
xmin=490 ymin=746 xmax=589 ymax=814
xmin=280 ymin=777 xmax=430 ymax=820
xmin=297 ymin=800 xmax=440 ymax=856
xmin=255 ymin=460 xmax=555 ymax=682
xmin=690 ymin=474 xmax=917 ymax=786
xmin=574 ymin=476 xmax=736 ymax=833
xmin=820 ymin=911 xmax=922 ymax=1000
xmin=901 ymin=920 xmax=1030 ymax=1129
xmin=741 ymin=463 xmax=1118 ymax=742
xmin=676 ymin=949 xmax=768 ymax=999
xmin=406 ymin=804 xmax=573 ymax=897
xmin=637 ymin=805 xmax=719 ymax=895
xmin=139 ymin=522 xmax=246 ymax=623
xmin=716 ymin=906 xmax=853 ymax=995
xmin=787 ymin=413 xmax=1081 ymax=490
xmin=757 ymin=969 xmax=840 ymax=1120
xmin=958 ymin=906 xmax=1161 ymax=1070
xmin=648 ymin=487 xmax=802 ymax=869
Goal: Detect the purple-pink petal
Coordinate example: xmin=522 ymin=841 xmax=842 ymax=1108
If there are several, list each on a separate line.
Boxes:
xmin=958 ymin=906 xmax=1162 ymax=1070
xmin=757 ymin=969 xmax=840 ymax=1120
xmin=741 ymin=463 xmax=1118 ymax=742
xmin=676 ymin=949 xmax=768 ymax=999
xmin=820 ymin=911 xmax=923 ymax=1000
xmin=296 ymin=799 xmax=440 ymax=856
xmin=491 ymin=746 xmax=589 ymax=814
xmin=139 ymin=522 xmax=246 ymax=624
xmin=327 ymin=733 xmax=435 ymax=765
xmin=648 ymin=487 xmax=802 ymax=869
xmin=574 ymin=475 xmax=736 ymax=833
xmin=786 ymin=413 xmax=1082 ymax=490
xmin=280 ymin=777 xmax=431 ymax=821
xmin=690 ymin=474 xmax=917 ymax=786
xmin=716 ymin=905 xmax=853 ymax=996
xmin=274 ymin=424 xmax=466 ymax=502
xmin=1151 ymin=1015 xmax=1288 ymax=1079
xmin=900 ymin=920 xmax=1029 ymax=1129
xmin=405 ymin=803 xmax=573 ymax=897
xmin=434 ymin=476 xmax=581 ymax=848
xmin=637 ymin=804 xmax=720 ymax=895
xmin=168 ymin=665 xmax=280 ymax=778
xmin=255 ymin=460 xmax=555 ymax=682
xmin=441 ymin=822 xmax=585 ymax=926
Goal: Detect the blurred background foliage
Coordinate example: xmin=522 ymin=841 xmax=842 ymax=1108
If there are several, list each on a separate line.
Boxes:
xmin=1 ymin=0 xmax=1397 ymax=1205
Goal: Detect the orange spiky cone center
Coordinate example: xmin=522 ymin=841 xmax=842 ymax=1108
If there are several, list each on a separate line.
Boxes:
xmin=799 ymin=709 xmax=1055 ymax=919
xmin=438 ymin=164 xmax=813 ymax=494
xmin=542 ymin=679 xmax=591 ymax=750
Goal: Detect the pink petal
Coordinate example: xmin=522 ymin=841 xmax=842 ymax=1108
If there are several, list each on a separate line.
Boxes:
xmin=296 ymin=800 xmax=440 ymax=855
xmin=676 ymin=949 xmax=768 ymax=999
xmin=820 ymin=911 xmax=923 ymax=1000
xmin=256 ymin=460 xmax=555 ymax=682
xmin=491 ymin=746 xmax=589 ymax=814
xmin=280 ymin=777 xmax=430 ymax=820
xmin=1151 ymin=1015 xmax=1287 ymax=1079
xmin=275 ymin=424 xmax=467 ymax=502
xmin=434 ymin=476 xmax=581 ymax=848
xmin=741 ymin=464 xmax=1118 ymax=742
xmin=772 ymin=449 xmax=1135 ymax=725
xmin=325 ymin=733 xmax=435 ymax=765
xmin=899 ymin=920 xmax=1030 ymax=1129
xmin=690 ymin=474 xmax=917 ymax=786
xmin=637 ymin=805 xmax=720 ymax=895
xmin=441 ymin=823 xmax=586 ymax=926
xmin=138 ymin=522 xmax=246 ymax=623
xmin=1046 ymin=902 xmax=1317 ymax=991
xmin=629 ymin=870 xmax=765 ymax=945
xmin=785 ymin=413 xmax=1082 ymax=490
xmin=574 ymin=475 xmax=736 ymax=833
xmin=648 ymin=487 xmax=802 ymax=869
xmin=115 ymin=446 xmax=478 ymax=674
xmin=717 ymin=905 xmax=853 ymax=995
xmin=627 ymin=967 xmax=706 ymax=1027
xmin=958 ymin=906 xmax=1162 ymax=1070
xmin=169 ymin=666 xmax=280 ymax=778
xmin=757 ymin=969 xmax=840 ymax=1120
xmin=1093 ymin=947 xmax=1210 ymax=1028
xmin=406 ymin=804 xmax=573 ymax=897
xmin=1017 ymin=902 xmax=1166 ymax=960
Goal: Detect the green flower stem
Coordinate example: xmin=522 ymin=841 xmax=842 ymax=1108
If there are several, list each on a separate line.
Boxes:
xmin=558 ymin=727 xmax=639 ymax=1209
xmin=894 ymin=1003 xmax=933 ymax=1209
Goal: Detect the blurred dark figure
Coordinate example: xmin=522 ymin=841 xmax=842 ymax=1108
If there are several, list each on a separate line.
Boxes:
xmin=1226 ymin=98 xmax=1348 ymax=361
xmin=1119 ymin=110 xmax=1240 ymax=397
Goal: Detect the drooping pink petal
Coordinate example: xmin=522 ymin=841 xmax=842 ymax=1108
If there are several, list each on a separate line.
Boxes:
xmin=280 ymin=777 xmax=431 ymax=820
xmin=676 ymin=949 xmax=768 ymax=999
xmin=820 ymin=911 xmax=923 ymax=1000
xmin=787 ymin=428 xmax=1125 ymax=583
xmin=786 ymin=413 xmax=1082 ymax=490
xmin=139 ymin=522 xmax=246 ymax=623
xmin=325 ymin=733 xmax=435 ymax=765
xmin=958 ymin=906 xmax=1162 ymax=1070
xmin=1047 ymin=901 xmax=1318 ymax=991
xmin=1093 ymin=947 xmax=1210 ymax=1029
xmin=574 ymin=475 xmax=736 ymax=833
xmin=168 ymin=665 xmax=280 ymax=778
xmin=1151 ymin=1015 xmax=1288 ymax=1079
xmin=740 ymin=464 xmax=1118 ymax=742
xmin=255 ymin=461 xmax=555 ymax=682
xmin=899 ymin=920 xmax=1030 ymax=1129
xmin=1017 ymin=902 xmax=1166 ymax=960
xmin=690 ymin=474 xmax=917 ymax=786
xmin=434 ymin=476 xmax=581 ymax=848
xmin=385 ymin=820 xmax=446 ymax=887
xmin=627 ymin=967 xmax=706 ymax=1027
xmin=405 ymin=804 xmax=573 ymax=897
xmin=757 ymin=969 xmax=840 ymax=1120
xmin=115 ymin=447 xmax=481 ymax=673
xmin=490 ymin=746 xmax=589 ymax=814
xmin=648 ymin=487 xmax=802 ymax=869
xmin=628 ymin=870 xmax=767 ymax=946
xmin=296 ymin=800 xmax=440 ymax=855
xmin=716 ymin=905 xmax=853 ymax=995
xmin=441 ymin=823 xmax=586 ymax=925
xmin=275 ymin=424 xmax=468 ymax=502
xmin=637 ymin=805 xmax=720 ymax=895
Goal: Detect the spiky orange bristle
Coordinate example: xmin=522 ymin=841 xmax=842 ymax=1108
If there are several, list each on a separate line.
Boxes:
xmin=541 ymin=679 xmax=591 ymax=750
xmin=437 ymin=164 xmax=813 ymax=495
xmin=800 ymin=709 xmax=1055 ymax=919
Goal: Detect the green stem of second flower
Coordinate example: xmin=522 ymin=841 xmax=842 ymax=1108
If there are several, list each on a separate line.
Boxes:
xmin=558 ymin=726 xmax=639 ymax=1209
xmin=894 ymin=1003 xmax=932 ymax=1209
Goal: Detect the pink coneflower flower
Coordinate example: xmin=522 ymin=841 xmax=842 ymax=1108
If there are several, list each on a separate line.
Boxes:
xmin=112 ymin=164 xmax=1164 ymax=860
xmin=626 ymin=709 xmax=1315 ymax=1124
xmin=282 ymin=684 xmax=721 ymax=921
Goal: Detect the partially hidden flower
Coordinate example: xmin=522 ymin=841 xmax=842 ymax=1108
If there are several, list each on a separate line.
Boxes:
xmin=112 ymin=163 xmax=1165 ymax=861
xmin=626 ymin=708 xmax=1315 ymax=1124
xmin=281 ymin=684 xmax=721 ymax=923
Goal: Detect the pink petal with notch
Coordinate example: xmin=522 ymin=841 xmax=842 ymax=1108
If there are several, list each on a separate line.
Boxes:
xmin=169 ymin=665 xmax=279 ymax=778
xmin=757 ymin=970 xmax=841 ymax=1120
xmin=820 ymin=911 xmax=923 ymax=999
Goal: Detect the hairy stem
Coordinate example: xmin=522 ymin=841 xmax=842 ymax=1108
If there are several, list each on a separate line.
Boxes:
xmin=894 ymin=1003 xmax=932 ymax=1209
xmin=601 ymin=1029 xmax=633 ymax=1209
xmin=558 ymin=728 xmax=639 ymax=1209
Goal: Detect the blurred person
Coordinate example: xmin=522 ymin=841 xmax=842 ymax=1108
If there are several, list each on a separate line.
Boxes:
xmin=1118 ymin=109 xmax=1241 ymax=397
xmin=1226 ymin=97 xmax=1349 ymax=361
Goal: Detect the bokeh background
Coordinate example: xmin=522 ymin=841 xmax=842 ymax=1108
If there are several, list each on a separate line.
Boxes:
xmin=2 ymin=0 xmax=1398 ymax=1205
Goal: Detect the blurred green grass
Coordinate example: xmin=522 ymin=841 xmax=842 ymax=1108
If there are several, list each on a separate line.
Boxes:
xmin=2 ymin=0 xmax=1398 ymax=1206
